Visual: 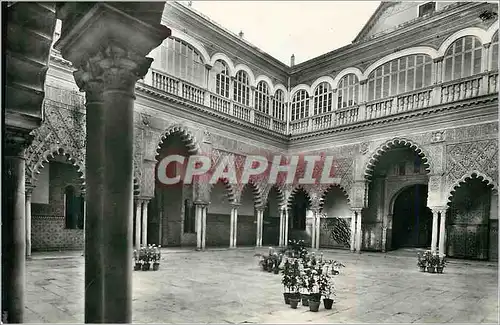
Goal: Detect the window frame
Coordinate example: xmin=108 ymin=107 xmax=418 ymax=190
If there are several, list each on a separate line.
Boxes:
xmin=233 ymin=70 xmax=250 ymax=106
xmin=290 ymin=90 xmax=310 ymax=121
xmin=313 ymin=82 xmax=333 ymax=115
xmin=443 ymin=36 xmax=483 ymax=82
xmin=254 ymin=81 xmax=270 ymax=114
xmin=337 ymin=74 xmax=360 ymax=109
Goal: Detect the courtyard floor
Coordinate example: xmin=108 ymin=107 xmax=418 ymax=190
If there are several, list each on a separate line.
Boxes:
xmin=25 ymin=248 xmax=498 ymax=323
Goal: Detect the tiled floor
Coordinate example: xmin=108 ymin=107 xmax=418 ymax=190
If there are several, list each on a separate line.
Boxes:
xmin=25 ymin=248 xmax=498 ymax=323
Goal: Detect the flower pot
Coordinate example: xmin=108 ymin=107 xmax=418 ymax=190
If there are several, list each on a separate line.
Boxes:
xmin=419 ymin=266 xmax=426 ymax=272
xmin=134 ymin=263 xmax=142 ymax=271
xmin=323 ymin=298 xmax=334 ymax=310
xmin=308 ymin=300 xmax=320 ymax=312
xmin=153 ymin=262 xmax=160 ymax=271
xmin=273 ymin=267 xmax=279 ymax=274
xmin=141 ymin=263 xmax=150 ymax=271
xmin=283 ymin=292 xmax=292 ymax=304
xmin=436 ymin=266 xmax=444 ymax=274
xmin=267 ymin=266 xmax=273 ymax=273
xmin=427 ymin=266 xmax=436 ymax=273
xmin=289 ymin=298 xmax=300 ymax=309
xmin=301 ymin=294 xmax=310 ymax=306
xmin=262 ymin=264 xmax=268 ymax=271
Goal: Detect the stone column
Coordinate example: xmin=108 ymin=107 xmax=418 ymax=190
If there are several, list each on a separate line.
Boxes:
xmin=350 ymin=210 xmax=356 ymax=252
xmin=230 ymin=204 xmax=239 ymax=248
xmin=202 ymin=205 xmax=207 ymax=250
xmin=315 ymin=212 xmax=321 ymax=250
xmin=284 ymin=208 xmax=289 ymax=246
xmin=195 ymin=203 xmax=203 ymax=250
xmin=438 ymin=208 xmax=447 ymax=257
xmin=56 ymin=5 xmax=170 ymax=321
xmin=134 ymin=199 xmax=142 ymax=251
xmin=229 ymin=207 xmax=235 ymax=248
xmin=256 ymin=207 xmax=264 ymax=247
xmin=278 ymin=207 xmax=284 ymax=246
xmin=431 ymin=209 xmax=439 ymax=254
xmin=141 ymin=200 xmax=149 ymax=246
xmin=25 ymin=186 xmax=33 ymax=259
xmin=354 ymin=208 xmax=363 ymax=253
xmin=2 ymin=131 xmax=31 ymax=323
xmin=310 ymin=211 xmax=316 ymax=249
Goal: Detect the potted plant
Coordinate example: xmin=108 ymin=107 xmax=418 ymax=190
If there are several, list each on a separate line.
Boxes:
xmin=281 ymin=258 xmax=299 ymax=304
xmin=273 ymin=253 xmax=281 ymax=274
xmin=133 ymin=249 xmax=141 ymax=271
xmin=141 ymin=246 xmax=151 ymax=271
xmin=436 ymin=256 xmax=446 ymax=274
xmin=287 ymin=259 xmax=301 ymax=308
xmin=319 ymin=264 xmax=335 ymax=309
xmin=307 ymin=265 xmax=321 ymax=312
xmin=417 ymin=252 xmax=427 ymax=272
xmin=427 ymin=253 xmax=439 ymax=273
xmin=152 ymin=245 xmax=160 ymax=271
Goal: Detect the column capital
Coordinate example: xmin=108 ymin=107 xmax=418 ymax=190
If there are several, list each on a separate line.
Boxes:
xmin=230 ymin=202 xmax=241 ymax=208
xmin=4 ymin=128 xmax=33 ymax=157
xmin=255 ymin=206 xmax=266 ymax=213
xmin=359 ymin=79 xmax=368 ymax=85
xmin=351 ymin=207 xmax=363 ymax=214
xmin=193 ymin=200 xmax=209 ymax=207
xmin=483 ymin=42 xmax=491 ymax=49
xmin=25 ymin=184 xmax=34 ymax=196
xmin=205 ymin=63 xmax=213 ymax=70
xmin=433 ymin=56 xmax=444 ymax=63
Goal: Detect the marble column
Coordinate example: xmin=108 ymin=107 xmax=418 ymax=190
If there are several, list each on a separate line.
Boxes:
xmin=438 ymin=209 xmax=447 ymax=257
xmin=141 ymin=200 xmax=149 ymax=246
xmin=2 ymin=131 xmax=31 ymax=323
xmin=25 ymin=186 xmax=33 ymax=258
xmin=350 ymin=211 xmax=356 ymax=252
xmin=134 ymin=199 xmax=142 ymax=251
xmin=195 ymin=203 xmax=203 ymax=250
xmin=431 ymin=209 xmax=439 ymax=254
xmin=256 ymin=208 xmax=264 ymax=247
xmin=284 ymin=208 xmax=289 ymax=246
xmin=201 ymin=205 xmax=207 ymax=250
xmin=315 ymin=213 xmax=321 ymax=250
xmin=230 ymin=204 xmax=239 ymax=248
xmin=355 ymin=208 xmax=363 ymax=253
xmin=56 ymin=4 xmax=170 ymax=322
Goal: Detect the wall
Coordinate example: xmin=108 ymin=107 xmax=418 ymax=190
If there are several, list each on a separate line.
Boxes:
xmin=32 ymin=161 xmax=84 ymax=251
xmin=31 ymin=164 xmax=49 ymax=204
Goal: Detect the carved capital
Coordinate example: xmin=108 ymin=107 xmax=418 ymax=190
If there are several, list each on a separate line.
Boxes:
xmin=433 ymin=56 xmax=444 ymax=63
xmin=4 ymin=128 xmax=33 ymax=157
xmin=73 ymin=43 xmax=154 ymax=101
xmin=484 ymin=42 xmax=491 ymax=49
xmin=359 ymin=79 xmax=368 ymax=85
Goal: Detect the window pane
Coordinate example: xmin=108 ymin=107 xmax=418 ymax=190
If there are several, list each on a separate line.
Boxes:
xmin=444 ymin=58 xmax=453 ymax=82
xmin=473 ymin=49 xmax=482 ymax=74
xmin=453 ymin=55 xmax=462 ymax=79
xmin=424 ymin=63 xmax=432 ymax=87
xmin=406 ymin=69 xmax=415 ymax=91
xmin=463 ymin=52 xmax=472 ymax=77
xmin=415 ymin=65 xmax=423 ymax=89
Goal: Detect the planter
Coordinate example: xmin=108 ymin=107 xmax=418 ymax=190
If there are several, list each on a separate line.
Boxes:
xmin=153 ymin=263 xmax=160 ymax=271
xmin=283 ymin=292 xmax=292 ymax=304
xmin=134 ymin=263 xmax=142 ymax=271
xmin=301 ymin=294 xmax=310 ymax=306
xmin=141 ymin=263 xmax=150 ymax=271
xmin=419 ymin=266 xmax=426 ymax=272
xmin=427 ymin=266 xmax=436 ymax=273
xmin=289 ymin=298 xmax=300 ymax=309
xmin=323 ymin=298 xmax=334 ymax=310
xmin=436 ymin=266 xmax=444 ymax=274
xmin=309 ymin=300 xmax=320 ymax=312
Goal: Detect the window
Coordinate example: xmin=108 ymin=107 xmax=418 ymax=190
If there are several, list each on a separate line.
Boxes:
xmin=273 ymin=89 xmax=286 ymax=120
xmin=254 ymin=81 xmax=270 ymax=114
xmin=367 ymin=55 xmax=432 ymax=101
xmin=183 ymin=200 xmax=195 ymax=233
xmin=398 ymin=162 xmax=406 ymax=176
xmin=491 ymin=32 xmax=498 ymax=71
xmin=443 ymin=36 xmax=482 ymax=82
xmin=233 ymin=71 xmax=250 ymax=106
xmin=418 ymin=2 xmax=436 ymax=17
xmin=337 ymin=74 xmax=359 ymax=108
xmin=159 ymin=38 xmax=206 ymax=87
xmin=313 ymin=82 xmax=332 ymax=115
xmin=290 ymin=90 xmax=309 ymax=121
xmin=65 ymin=186 xmax=83 ymax=229
xmin=214 ymin=60 xmax=230 ymax=98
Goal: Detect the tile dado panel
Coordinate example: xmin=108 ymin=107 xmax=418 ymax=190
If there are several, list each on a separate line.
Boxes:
xmin=319 ymin=217 xmax=352 ymax=249
xmin=32 ymin=216 xmax=83 ymax=251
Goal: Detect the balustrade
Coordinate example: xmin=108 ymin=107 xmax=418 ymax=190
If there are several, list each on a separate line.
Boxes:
xmin=146 ymin=69 xmax=496 ymax=136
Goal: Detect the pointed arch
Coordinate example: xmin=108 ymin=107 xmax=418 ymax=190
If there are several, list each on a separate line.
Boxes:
xmin=286 ymin=185 xmax=312 ymax=208
xmin=155 ymin=124 xmax=200 ymax=161
xmin=262 ymin=184 xmax=286 ymax=207
xmin=30 ymin=146 xmax=85 ymax=187
xmin=446 ymin=171 xmax=498 ymax=205
xmin=364 ymin=137 xmax=433 ymax=181
xmin=238 ymin=180 xmax=264 ymax=207
xmin=208 ymin=177 xmax=237 ymax=203
xmin=319 ymin=184 xmax=351 ymax=210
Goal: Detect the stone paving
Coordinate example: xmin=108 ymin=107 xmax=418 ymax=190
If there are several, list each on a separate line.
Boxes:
xmin=25 ymin=248 xmax=498 ymax=323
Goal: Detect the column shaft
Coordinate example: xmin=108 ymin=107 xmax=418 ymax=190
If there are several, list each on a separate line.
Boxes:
xmin=201 ymin=206 xmax=207 ymax=250
xmin=311 ymin=212 xmax=316 ymax=249
xmin=229 ymin=208 xmax=235 ymax=248
xmin=355 ymin=209 xmax=363 ymax=253
xmin=438 ymin=210 xmax=447 ymax=257
xmin=350 ymin=212 xmax=356 ymax=252
xmin=233 ymin=208 xmax=238 ymax=248
xmin=2 ymin=151 xmax=27 ymax=323
xmin=315 ymin=215 xmax=321 ymax=250
xmin=278 ymin=208 xmax=284 ymax=247
xmin=141 ymin=201 xmax=148 ymax=246
xmin=284 ymin=209 xmax=289 ymax=246
xmin=26 ymin=190 xmax=32 ymax=258
xmin=431 ymin=210 xmax=439 ymax=253
xmin=134 ymin=200 xmax=142 ymax=250
xmin=195 ymin=204 xmax=202 ymax=250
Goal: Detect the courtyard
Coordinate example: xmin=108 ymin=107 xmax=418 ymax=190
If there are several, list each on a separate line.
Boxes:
xmin=25 ymin=248 xmax=498 ymax=324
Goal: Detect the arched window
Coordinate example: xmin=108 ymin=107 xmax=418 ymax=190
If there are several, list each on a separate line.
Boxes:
xmin=337 ymin=74 xmax=359 ymax=108
xmin=291 ymin=90 xmax=309 ymax=121
xmin=443 ymin=36 xmax=482 ymax=82
xmin=233 ymin=71 xmax=250 ymax=106
xmin=491 ymin=32 xmax=498 ymax=71
xmin=367 ymin=54 xmax=433 ymax=101
xmin=254 ymin=81 xmax=270 ymax=114
xmin=159 ymin=38 xmax=206 ymax=87
xmin=313 ymin=82 xmax=332 ymax=115
xmin=273 ymin=89 xmax=286 ymax=120
xmin=214 ymin=60 xmax=230 ymax=98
